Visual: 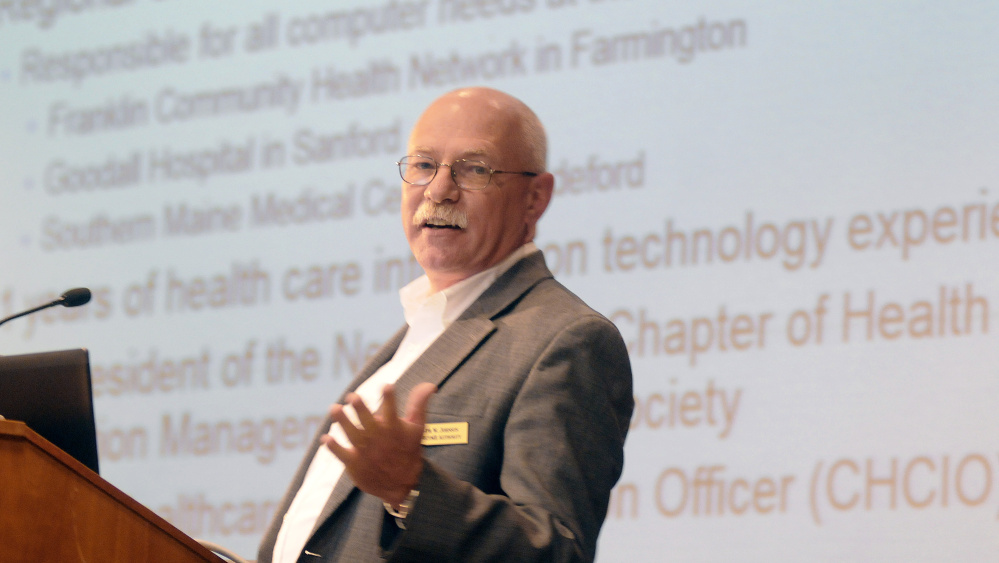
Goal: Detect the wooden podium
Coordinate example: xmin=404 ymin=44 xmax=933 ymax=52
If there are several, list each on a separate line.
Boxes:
xmin=0 ymin=419 xmax=224 ymax=563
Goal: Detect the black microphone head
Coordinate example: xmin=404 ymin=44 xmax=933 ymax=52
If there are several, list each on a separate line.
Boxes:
xmin=60 ymin=287 xmax=92 ymax=307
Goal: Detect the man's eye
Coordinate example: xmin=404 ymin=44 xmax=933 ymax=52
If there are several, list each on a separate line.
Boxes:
xmin=468 ymin=165 xmax=490 ymax=176
xmin=413 ymin=161 xmax=435 ymax=170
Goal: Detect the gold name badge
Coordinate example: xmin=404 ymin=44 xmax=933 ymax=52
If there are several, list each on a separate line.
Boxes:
xmin=421 ymin=422 xmax=469 ymax=446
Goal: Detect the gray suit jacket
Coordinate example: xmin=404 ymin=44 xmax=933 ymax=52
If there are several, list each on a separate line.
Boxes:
xmin=258 ymin=251 xmax=633 ymax=562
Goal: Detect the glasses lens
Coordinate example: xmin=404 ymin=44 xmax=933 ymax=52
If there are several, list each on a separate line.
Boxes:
xmin=399 ymin=156 xmax=436 ymax=185
xmin=453 ymin=160 xmax=492 ymax=190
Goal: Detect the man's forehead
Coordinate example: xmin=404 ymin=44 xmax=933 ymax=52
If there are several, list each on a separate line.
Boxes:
xmin=407 ymin=118 xmax=509 ymax=158
xmin=409 ymin=144 xmax=490 ymax=158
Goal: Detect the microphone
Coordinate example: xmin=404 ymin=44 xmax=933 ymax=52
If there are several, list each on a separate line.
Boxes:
xmin=0 ymin=288 xmax=92 ymax=329
xmin=60 ymin=288 xmax=92 ymax=307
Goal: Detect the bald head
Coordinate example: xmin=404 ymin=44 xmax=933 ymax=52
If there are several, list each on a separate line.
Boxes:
xmin=411 ymin=87 xmax=548 ymax=171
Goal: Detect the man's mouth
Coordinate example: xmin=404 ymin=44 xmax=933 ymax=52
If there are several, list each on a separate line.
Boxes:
xmin=423 ymin=219 xmax=462 ymax=230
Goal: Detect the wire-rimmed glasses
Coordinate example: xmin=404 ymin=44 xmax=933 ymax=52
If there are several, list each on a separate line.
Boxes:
xmin=396 ymin=155 xmax=538 ymax=191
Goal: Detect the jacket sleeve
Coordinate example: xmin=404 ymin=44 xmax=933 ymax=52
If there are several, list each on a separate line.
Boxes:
xmin=383 ymin=314 xmax=634 ymax=562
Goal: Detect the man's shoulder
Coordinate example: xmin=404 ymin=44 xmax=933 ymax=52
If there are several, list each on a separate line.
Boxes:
xmin=517 ymin=276 xmax=611 ymax=326
xmin=521 ymin=275 xmax=591 ymax=309
xmin=495 ymin=251 xmax=606 ymax=319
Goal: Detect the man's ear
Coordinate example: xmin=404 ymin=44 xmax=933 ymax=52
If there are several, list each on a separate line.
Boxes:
xmin=525 ymin=172 xmax=554 ymax=224
xmin=522 ymin=172 xmax=554 ymax=242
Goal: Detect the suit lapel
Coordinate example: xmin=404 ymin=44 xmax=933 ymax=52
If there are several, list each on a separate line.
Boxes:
xmin=393 ymin=251 xmax=552 ymax=403
xmin=305 ymin=326 xmax=407 ymax=536
xmin=307 ymin=251 xmax=553 ymax=536
xmin=342 ymin=326 xmax=408 ymax=396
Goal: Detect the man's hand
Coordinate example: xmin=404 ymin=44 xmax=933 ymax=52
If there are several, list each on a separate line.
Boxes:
xmin=322 ymin=382 xmax=437 ymax=507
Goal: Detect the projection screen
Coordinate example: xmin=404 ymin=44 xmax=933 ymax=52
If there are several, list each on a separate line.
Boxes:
xmin=2 ymin=1 xmax=998 ymax=560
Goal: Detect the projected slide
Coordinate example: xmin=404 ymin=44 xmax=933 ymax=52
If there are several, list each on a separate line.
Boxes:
xmin=2 ymin=1 xmax=997 ymax=560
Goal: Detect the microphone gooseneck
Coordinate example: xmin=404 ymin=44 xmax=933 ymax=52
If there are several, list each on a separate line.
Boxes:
xmin=0 ymin=287 xmax=93 ymax=329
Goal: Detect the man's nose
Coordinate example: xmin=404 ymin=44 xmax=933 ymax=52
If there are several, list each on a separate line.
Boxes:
xmin=424 ymin=164 xmax=461 ymax=203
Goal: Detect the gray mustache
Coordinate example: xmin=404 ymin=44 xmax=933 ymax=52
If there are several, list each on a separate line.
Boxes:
xmin=413 ymin=202 xmax=468 ymax=228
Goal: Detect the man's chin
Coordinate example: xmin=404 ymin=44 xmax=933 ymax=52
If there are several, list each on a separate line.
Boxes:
xmin=413 ymin=247 xmax=476 ymax=278
xmin=416 ymin=255 xmax=464 ymax=274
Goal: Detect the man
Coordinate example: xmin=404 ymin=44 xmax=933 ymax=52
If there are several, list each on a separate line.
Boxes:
xmin=258 ymin=87 xmax=633 ymax=562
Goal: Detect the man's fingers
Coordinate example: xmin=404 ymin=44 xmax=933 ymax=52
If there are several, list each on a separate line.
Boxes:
xmin=330 ymin=401 xmax=367 ymax=448
xmin=321 ymin=433 xmax=354 ymax=464
xmin=380 ymin=384 xmax=399 ymax=427
xmin=349 ymin=393 xmax=377 ymax=433
xmin=405 ymin=382 xmax=438 ymax=426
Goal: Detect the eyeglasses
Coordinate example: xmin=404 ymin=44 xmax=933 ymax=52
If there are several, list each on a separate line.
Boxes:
xmin=396 ymin=155 xmax=538 ymax=191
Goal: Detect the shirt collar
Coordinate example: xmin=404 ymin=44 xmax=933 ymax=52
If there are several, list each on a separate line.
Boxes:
xmin=399 ymin=242 xmax=538 ymax=329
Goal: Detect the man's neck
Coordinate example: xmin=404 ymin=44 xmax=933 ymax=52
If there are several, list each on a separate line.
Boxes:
xmin=426 ymin=272 xmax=468 ymax=294
xmin=423 ymin=242 xmax=538 ymax=294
